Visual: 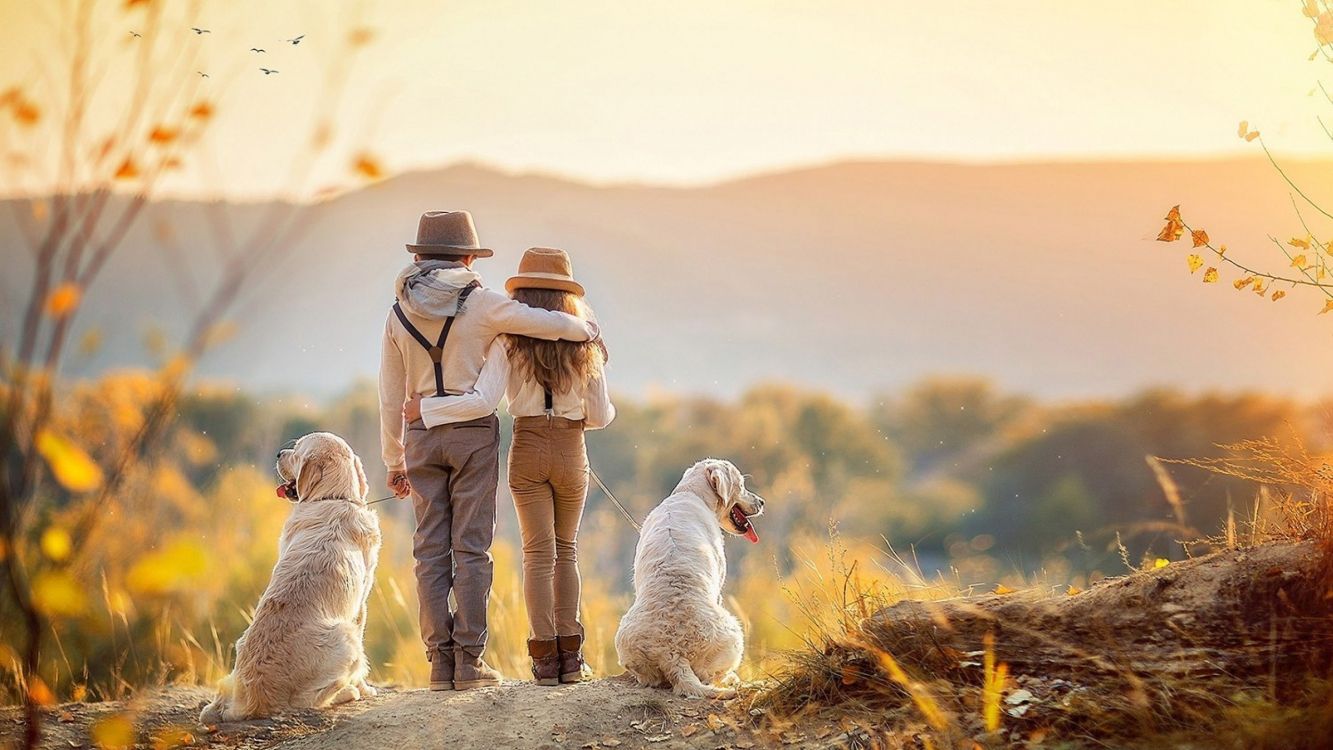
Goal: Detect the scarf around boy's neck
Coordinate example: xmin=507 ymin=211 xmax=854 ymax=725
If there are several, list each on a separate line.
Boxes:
xmin=395 ymin=259 xmax=482 ymax=319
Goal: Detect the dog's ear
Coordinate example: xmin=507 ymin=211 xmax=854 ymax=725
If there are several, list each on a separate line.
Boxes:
xmin=707 ymin=461 xmax=736 ymax=507
xmin=295 ymin=451 xmax=329 ymax=501
xmin=354 ymin=455 xmax=368 ymax=501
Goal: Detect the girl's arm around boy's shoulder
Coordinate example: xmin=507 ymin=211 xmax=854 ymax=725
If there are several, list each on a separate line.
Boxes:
xmin=417 ymin=339 xmax=510 ymax=427
xmin=583 ymin=368 xmax=615 ymax=430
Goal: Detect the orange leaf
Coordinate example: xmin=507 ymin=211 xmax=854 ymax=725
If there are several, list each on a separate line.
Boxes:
xmin=12 ymin=99 xmax=40 ymax=127
xmin=1272 ymin=290 xmax=1287 ymax=301
xmin=994 ymin=584 xmax=1015 ymax=595
xmin=1320 ymin=299 xmax=1333 ymax=315
xmin=148 ymin=126 xmax=178 ymax=144
xmin=188 ymin=101 xmax=214 ymax=120
xmin=1234 ymin=277 xmax=1255 ymax=290
xmin=1245 ymin=131 xmax=1260 ymax=142
xmin=1191 ymin=229 xmax=1208 ymax=247
xmin=1218 ymin=244 xmax=1227 ymax=257
xmin=1202 ymin=267 xmax=1219 ymax=283
xmin=114 ymin=158 xmax=139 ymax=180
xmin=348 ymin=27 xmax=376 ymax=47
xmin=1292 ymin=254 xmax=1308 ymax=269
xmin=1238 ymin=120 xmax=1249 ymax=138
xmin=45 ymin=282 xmax=81 ymax=317
xmin=353 ymin=153 xmax=384 ymax=180
xmin=1291 ymin=237 xmax=1311 ymax=249
xmin=27 ymin=677 xmax=55 ymax=707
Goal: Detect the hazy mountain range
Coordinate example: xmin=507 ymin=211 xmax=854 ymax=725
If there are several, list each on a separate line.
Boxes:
xmin=6 ymin=157 xmax=1333 ymax=400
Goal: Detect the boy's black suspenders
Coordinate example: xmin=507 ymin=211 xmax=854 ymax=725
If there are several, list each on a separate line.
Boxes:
xmin=392 ymin=282 xmax=479 ymax=397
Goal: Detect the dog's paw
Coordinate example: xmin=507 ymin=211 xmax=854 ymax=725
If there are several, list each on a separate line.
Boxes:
xmin=713 ymin=687 xmax=738 ymax=700
xmin=330 ymin=685 xmax=360 ymax=705
xmin=357 ymin=681 xmax=378 ymax=698
xmin=720 ymin=671 xmax=741 ymax=687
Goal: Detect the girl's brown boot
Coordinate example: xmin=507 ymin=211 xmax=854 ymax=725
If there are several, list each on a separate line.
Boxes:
xmin=528 ymin=639 xmax=561 ymax=686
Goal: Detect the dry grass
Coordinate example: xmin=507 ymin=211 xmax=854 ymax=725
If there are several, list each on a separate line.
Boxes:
xmin=753 ymin=440 xmax=1333 ymax=749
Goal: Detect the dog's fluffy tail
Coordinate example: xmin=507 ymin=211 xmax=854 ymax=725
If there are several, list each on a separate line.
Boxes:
xmin=665 ymin=657 xmax=735 ymax=700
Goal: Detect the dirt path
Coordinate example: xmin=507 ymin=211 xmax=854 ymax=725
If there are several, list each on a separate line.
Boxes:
xmin=3 ymin=678 xmax=849 ymax=749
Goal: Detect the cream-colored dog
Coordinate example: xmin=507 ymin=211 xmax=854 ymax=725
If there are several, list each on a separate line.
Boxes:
xmin=614 ymin=459 xmax=765 ymax=699
xmin=201 ymin=432 xmax=381 ymax=722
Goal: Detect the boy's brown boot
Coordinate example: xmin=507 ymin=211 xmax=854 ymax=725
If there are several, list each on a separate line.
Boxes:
xmin=556 ymin=634 xmax=587 ymax=684
xmin=454 ymin=648 xmax=503 ymax=690
xmin=429 ymin=650 xmax=454 ymax=691
xmin=528 ymin=639 xmax=561 ymax=686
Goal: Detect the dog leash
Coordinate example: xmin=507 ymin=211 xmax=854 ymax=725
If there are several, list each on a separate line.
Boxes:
xmin=588 ymin=464 xmax=641 ymax=533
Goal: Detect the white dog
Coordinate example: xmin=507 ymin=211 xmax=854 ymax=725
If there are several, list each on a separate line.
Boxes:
xmin=201 ymin=432 xmax=381 ymax=722
xmin=614 ymin=459 xmax=765 ymax=699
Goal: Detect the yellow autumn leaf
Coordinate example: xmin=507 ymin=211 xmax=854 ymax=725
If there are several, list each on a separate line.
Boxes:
xmin=1254 ymin=280 xmax=1268 ymax=295
xmin=152 ymin=726 xmax=195 ymax=750
xmin=1291 ymin=237 xmax=1311 ymax=249
xmin=1202 ymin=267 xmax=1219 ymax=283
xmin=1156 ymin=205 xmax=1184 ymax=242
xmin=45 ymin=282 xmax=81 ymax=317
xmin=1067 ymin=584 xmax=1082 ymax=596
xmin=1238 ymin=120 xmax=1249 ymax=138
xmin=1321 ymin=299 xmax=1333 ymax=315
xmin=1187 ymin=254 xmax=1203 ymax=273
xmin=1292 ymin=254 xmax=1308 ymax=269
xmin=1317 ymin=11 xmax=1333 ymax=45
xmin=1305 ymin=0 xmax=1320 ymax=19
xmin=1319 ymin=267 xmax=1328 ymax=281
xmin=1272 ymin=290 xmax=1287 ymax=301
xmin=1218 ymin=244 xmax=1227 ymax=257
xmin=1234 ymin=277 xmax=1255 ymax=290
xmin=127 ymin=540 xmax=209 ymax=595
xmin=1154 ymin=558 xmax=1170 ymax=569
xmin=1190 ymin=229 xmax=1208 ymax=248
xmin=36 ymin=429 xmax=104 ymax=492
xmin=994 ymin=584 xmax=1015 ymax=595
xmin=40 ymin=527 xmax=72 ymax=561
xmin=92 ymin=713 xmax=135 ymax=750
xmin=32 ymin=570 xmax=88 ymax=617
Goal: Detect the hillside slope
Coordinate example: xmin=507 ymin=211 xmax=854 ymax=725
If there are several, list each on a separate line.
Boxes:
xmin=5 ymin=158 xmax=1333 ymax=398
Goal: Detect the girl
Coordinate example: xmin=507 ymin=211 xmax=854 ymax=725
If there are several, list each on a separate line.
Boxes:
xmin=405 ymin=247 xmax=614 ymax=685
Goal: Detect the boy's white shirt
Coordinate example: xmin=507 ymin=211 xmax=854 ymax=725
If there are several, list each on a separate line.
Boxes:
xmin=419 ymin=339 xmax=615 ymax=430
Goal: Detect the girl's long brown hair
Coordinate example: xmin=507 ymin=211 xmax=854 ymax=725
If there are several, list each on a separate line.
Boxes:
xmin=507 ymin=288 xmax=606 ymax=394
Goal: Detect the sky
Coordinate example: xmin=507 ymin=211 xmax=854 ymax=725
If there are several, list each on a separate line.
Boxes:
xmin=0 ymin=0 xmax=1328 ymax=196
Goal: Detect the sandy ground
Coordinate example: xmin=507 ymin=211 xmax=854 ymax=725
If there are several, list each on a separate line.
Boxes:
xmin=1 ymin=677 xmax=856 ymax=749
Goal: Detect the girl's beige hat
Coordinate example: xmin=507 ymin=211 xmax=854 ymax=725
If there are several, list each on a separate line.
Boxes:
xmin=505 ymin=247 xmax=585 ymax=297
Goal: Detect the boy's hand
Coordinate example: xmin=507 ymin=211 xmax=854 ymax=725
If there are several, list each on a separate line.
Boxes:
xmin=403 ymin=393 xmax=423 ymax=422
xmin=387 ymin=470 xmax=411 ymax=499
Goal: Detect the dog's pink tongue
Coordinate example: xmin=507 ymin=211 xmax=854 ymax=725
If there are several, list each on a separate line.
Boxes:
xmin=275 ymin=484 xmax=288 ymax=499
xmin=743 ymin=525 xmax=759 ymax=544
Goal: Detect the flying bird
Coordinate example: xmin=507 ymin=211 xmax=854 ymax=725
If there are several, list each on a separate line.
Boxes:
xmin=250 ymin=47 xmax=266 ymax=53
xmin=197 ymin=71 xmax=209 ymax=78
xmin=284 ymin=34 xmax=304 ymax=45
xmin=259 ymin=68 xmax=279 ymax=75
xmin=129 ymin=31 xmax=142 ymax=38
xmin=191 ymin=27 xmax=210 ymax=34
